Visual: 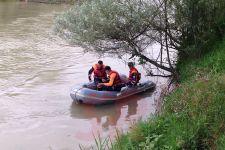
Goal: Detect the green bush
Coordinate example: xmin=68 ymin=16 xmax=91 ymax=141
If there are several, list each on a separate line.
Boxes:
xmin=176 ymin=0 xmax=225 ymax=58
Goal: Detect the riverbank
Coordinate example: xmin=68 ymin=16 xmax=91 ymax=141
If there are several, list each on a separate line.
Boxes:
xmin=109 ymin=39 xmax=225 ymax=149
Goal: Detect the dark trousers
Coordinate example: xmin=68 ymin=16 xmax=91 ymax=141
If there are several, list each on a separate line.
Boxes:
xmin=93 ymin=78 xmax=103 ymax=90
xmin=94 ymin=77 xmax=103 ymax=85
xmin=100 ymin=84 xmax=125 ymax=92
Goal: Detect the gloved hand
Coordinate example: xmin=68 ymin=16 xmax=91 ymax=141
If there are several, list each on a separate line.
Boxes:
xmin=88 ymin=75 xmax=92 ymax=82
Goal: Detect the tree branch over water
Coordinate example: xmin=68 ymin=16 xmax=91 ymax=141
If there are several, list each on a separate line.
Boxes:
xmin=54 ymin=0 xmax=173 ymax=77
xmin=54 ymin=0 xmax=225 ymax=79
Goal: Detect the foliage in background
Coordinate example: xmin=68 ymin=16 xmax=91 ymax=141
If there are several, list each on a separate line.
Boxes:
xmin=174 ymin=0 xmax=225 ymax=58
xmin=54 ymin=0 xmax=180 ymax=78
xmin=55 ymin=0 xmax=225 ymax=79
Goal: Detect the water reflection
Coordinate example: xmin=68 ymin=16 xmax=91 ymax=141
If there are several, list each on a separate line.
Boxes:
xmin=70 ymin=89 xmax=155 ymax=140
xmin=70 ymin=103 xmax=122 ymax=129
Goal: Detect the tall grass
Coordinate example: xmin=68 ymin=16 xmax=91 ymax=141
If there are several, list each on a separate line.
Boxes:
xmin=79 ymin=130 xmax=127 ymax=150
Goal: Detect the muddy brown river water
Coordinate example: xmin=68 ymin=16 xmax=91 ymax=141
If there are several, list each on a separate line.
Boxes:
xmin=0 ymin=1 xmax=167 ymax=150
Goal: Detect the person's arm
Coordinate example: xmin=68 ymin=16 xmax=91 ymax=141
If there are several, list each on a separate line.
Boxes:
xmin=103 ymin=73 xmax=116 ymax=86
xmin=88 ymin=67 xmax=94 ymax=81
xmin=88 ymin=67 xmax=94 ymax=75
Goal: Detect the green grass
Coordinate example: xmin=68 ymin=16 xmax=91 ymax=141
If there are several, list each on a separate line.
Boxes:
xmin=107 ymin=39 xmax=225 ymax=150
xmin=177 ymin=39 xmax=225 ymax=82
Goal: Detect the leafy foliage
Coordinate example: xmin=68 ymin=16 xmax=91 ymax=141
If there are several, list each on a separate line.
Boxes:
xmin=55 ymin=0 xmax=178 ymax=76
xmin=174 ymin=0 xmax=225 ymax=58
xmin=55 ymin=0 xmax=155 ymax=52
xmin=55 ymin=0 xmax=225 ymax=78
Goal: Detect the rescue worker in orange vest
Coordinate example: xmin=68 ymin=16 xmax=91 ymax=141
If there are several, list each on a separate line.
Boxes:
xmin=97 ymin=66 xmax=125 ymax=91
xmin=127 ymin=62 xmax=141 ymax=87
xmin=88 ymin=60 xmax=107 ymax=86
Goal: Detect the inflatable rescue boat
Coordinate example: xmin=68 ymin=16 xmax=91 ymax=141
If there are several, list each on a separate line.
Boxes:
xmin=70 ymin=77 xmax=156 ymax=105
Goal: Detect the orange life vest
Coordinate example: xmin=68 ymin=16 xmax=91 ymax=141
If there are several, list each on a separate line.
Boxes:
xmin=93 ymin=64 xmax=106 ymax=79
xmin=129 ymin=67 xmax=141 ymax=82
xmin=108 ymin=70 xmax=122 ymax=86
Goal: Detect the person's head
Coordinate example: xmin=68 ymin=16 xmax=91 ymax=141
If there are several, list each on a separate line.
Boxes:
xmin=128 ymin=62 xmax=134 ymax=69
xmin=96 ymin=60 xmax=103 ymax=69
xmin=104 ymin=66 xmax=111 ymax=74
xmin=98 ymin=60 xmax=103 ymax=65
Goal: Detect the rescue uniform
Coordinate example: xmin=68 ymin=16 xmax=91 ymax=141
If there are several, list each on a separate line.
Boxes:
xmin=100 ymin=70 xmax=124 ymax=91
xmin=88 ymin=64 xmax=107 ymax=85
xmin=127 ymin=67 xmax=141 ymax=87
